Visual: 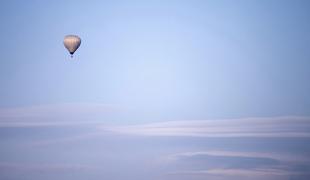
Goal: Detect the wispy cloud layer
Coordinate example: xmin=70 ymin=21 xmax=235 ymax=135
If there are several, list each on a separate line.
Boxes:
xmin=1 ymin=115 xmax=309 ymax=180
xmin=168 ymin=168 xmax=307 ymax=177
xmin=105 ymin=116 xmax=310 ymax=138
xmin=0 ymin=162 xmax=95 ymax=171
xmin=0 ymin=103 xmax=120 ymax=127
xmin=169 ymin=150 xmax=308 ymax=163
xmin=165 ymin=149 xmax=310 ymax=180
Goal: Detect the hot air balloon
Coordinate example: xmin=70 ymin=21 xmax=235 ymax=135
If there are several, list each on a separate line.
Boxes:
xmin=63 ymin=35 xmax=81 ymax=58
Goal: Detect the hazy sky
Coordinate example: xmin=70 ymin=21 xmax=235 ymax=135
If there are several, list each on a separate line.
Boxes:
xmin=0 ymin=0 xmax=310 ymax=180
xmin=1 ymin=0 xmax=310 ymax=121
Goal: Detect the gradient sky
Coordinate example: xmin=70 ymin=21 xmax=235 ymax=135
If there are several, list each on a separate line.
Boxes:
xmin=0 ymin=0 xmax=310 ymax=180
xmin=1 ymin=0 xmax=310 ymax=121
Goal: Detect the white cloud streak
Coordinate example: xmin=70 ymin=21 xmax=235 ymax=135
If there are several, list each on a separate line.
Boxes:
xmin=104 ymin=116 xmax=310 ymax=138
xmin=168 ymin=168 xmax=303 ymax=177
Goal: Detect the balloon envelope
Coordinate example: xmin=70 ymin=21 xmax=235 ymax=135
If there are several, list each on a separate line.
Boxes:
xmin=63 ymin=35 xmax=81 ymax=56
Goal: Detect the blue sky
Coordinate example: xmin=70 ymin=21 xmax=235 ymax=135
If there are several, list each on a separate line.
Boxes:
xmin=0 ymin=0 xmax=310 ymax=180
xmin=1 ymin=0 xmax=310 ymax=121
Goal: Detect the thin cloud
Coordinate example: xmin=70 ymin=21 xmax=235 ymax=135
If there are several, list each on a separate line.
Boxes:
xmin=104 ymin=116 xmax=310 ymax=138
xmin=164 ymin=150 xmax=310 ymax=179
xmin=169 ymin=150 xmax=308 ymax=163
xmin=0 ymin=162 xmax=97 ymax=172
xmin=0 ymin=103 xmax=121 ymax=127
xmin=168 ymin=168 xmax=306 ymax=177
